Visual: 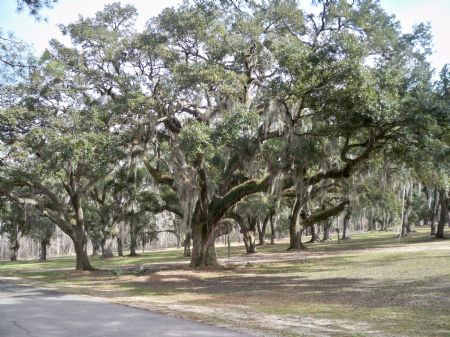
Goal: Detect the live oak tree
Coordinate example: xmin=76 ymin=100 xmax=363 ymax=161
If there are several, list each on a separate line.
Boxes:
xmin=113 ymin=0 xmax=435 ymax=266
xmin=0 ymin=77 xmax=121 ymax=270
xmin=0 ymin=4 xmax=132 ymax=270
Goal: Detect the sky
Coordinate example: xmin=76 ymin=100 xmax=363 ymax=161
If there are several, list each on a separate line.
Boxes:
xmin=0 ymin=0 xmax=448 ymax=74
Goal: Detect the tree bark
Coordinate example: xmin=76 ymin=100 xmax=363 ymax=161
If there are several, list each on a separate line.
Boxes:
xmin=72 ymin=229 xmax=95 ymax=271
xmin=71 ymin=187 xmax=95 ymax=270
xmin=308 ymin=224 xmax=320 ymax=243
xmin=10 ymin=242 xmax=19 ymax=261
xmin=322 ymin=220 xmax=332 ymax=241
xmin=39 ymin=239 xmax=48 ymax=262
xmin=176 ymin=231 xmax=181 ymax=249
xmin=243 ymin=216 xmax=258 ymax=253
xmin=183 ymin=232 xmax=191 ymax=257
xmin=430 ymin=187 xmax=438 ymax=236
xmin=289 ymin=196 xmax=304 ymax=249
xmin=101 ymin=237 xmax=114 ymax=258
xmin=269 ymin=209 xmax=276 ymax=244
xmin=190 ymin=221 xmax=219 ymax=267
xmin=400 ymin=187 xmax=411 ymax=238
xmin=129 ymin=222 xmax=138 ymax=256
xmin=243 ymin=230 xmax=256 ymax=253
xmin=436 ymin=189 xmax=448 ymax=239
xmin=9 ymin=222 xmax=20 ymax=261
xmin=257 ymin=216 xmax=268 ymax=245
xmin=91 ymin=239 xmax=100 ymax=257
xmin=117 ymin=236 xmax=123 ymax=257
xmin=342 ymin=208 xmax=351 ymax=240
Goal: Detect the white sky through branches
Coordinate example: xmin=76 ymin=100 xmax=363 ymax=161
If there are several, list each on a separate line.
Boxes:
xmin=0 ymin=0 xmax=448 ymax=74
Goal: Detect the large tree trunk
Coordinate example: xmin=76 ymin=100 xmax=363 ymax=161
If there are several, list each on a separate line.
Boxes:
xmin=72 ymin=228 xmax=95 ymax=271
xmin=436 ymin=189 xmax=448 ymax=239
xmin=39 ymin=239 xmax=48 ymax=262
xmin=190 ymin=221 xmax=218 ymax=267
xmin=190 ymin=219 xmax=233 ymax=266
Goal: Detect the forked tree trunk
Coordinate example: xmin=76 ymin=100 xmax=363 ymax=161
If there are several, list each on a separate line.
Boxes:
xmin=289 ymin=197 xmax=305 ymax=249
xmin=242 ymin=230 xmax=257 ymax=253
xmin=257 ymin=216 xmax=268 ymax=245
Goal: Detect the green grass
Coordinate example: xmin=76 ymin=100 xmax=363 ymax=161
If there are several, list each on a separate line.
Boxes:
xmin=1 ymin=227 xmax=449 ymax=337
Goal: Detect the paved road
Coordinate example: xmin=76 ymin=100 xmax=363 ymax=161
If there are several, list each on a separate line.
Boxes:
xmin=0 ymin=281 xmax=249 ymax=337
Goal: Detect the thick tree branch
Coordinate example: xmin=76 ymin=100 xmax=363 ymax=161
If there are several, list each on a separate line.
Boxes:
xmin=143 ymin=160 xmax=175 ymax=187
xmin=211 ymin=175 xmax=272 ymax=224
xmin=302 ymin=199 xmax=349 ymax=228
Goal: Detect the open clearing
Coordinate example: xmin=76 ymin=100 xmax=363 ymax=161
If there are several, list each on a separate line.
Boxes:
xmin=1 ymin=228 xmax=449 ymax=337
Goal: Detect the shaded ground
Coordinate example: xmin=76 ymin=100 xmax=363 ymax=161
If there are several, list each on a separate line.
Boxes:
xmin=1 ymin=228 xmax=449 ymax=337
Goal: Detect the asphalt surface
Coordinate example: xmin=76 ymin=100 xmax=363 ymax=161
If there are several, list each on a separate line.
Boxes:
xmin=0 ymin=280 xmax=250 ymax=337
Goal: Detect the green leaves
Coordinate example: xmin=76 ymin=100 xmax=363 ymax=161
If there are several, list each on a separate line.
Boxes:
xmin=213 ymin=106 xmax=259 ymax=146
xmin=178 ymin=120 xmax=213 ymax=166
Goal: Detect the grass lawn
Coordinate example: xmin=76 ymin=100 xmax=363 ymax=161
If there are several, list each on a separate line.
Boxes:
xmin=1 ymin=228 xmax=449 ymax=337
